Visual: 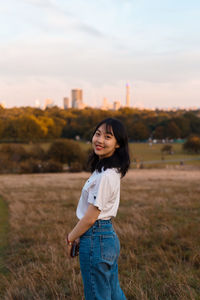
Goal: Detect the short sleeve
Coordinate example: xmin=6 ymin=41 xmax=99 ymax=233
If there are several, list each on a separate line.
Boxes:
xmin=87 ymin=172 xmax=113 ymax=211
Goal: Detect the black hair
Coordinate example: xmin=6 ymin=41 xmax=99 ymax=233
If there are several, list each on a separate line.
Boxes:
xmin=88 ymin=118 xmax=130 ymax=177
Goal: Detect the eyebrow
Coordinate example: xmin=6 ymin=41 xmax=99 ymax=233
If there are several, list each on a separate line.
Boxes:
xmin=96 ymin=129 xmax=113 ymax=136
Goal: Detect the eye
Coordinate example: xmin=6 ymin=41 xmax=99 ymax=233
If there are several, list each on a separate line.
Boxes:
xmin=105 ymin=135 xmax=111 ymax=139
xmin=95 ymin=132 xmax=100 ymax=136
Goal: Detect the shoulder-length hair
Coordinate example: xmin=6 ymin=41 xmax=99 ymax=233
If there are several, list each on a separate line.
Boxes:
xmin=88 ymin=118 xmax=130 ymax=177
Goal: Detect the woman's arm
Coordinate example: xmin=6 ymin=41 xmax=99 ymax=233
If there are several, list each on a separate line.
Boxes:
xmin=68 ymin=204 xmax=100 ymax=242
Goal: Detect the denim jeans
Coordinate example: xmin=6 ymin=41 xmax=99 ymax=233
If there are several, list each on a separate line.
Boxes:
xmin=79 ymin=219 xmax=127 ymax=300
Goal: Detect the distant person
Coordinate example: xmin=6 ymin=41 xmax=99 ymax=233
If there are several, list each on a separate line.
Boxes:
xmin=66 ymin=118 xmax=130 ymax=300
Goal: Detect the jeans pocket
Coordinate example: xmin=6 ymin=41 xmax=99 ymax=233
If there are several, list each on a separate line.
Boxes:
xmin=100 ymin=234 xmax=118 ymax=263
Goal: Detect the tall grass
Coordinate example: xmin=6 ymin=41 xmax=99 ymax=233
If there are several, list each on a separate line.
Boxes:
xmin=0 ymin=196 xmax=9 ymax=271
xmin=0 ymin=170 xmax=200 ymax=299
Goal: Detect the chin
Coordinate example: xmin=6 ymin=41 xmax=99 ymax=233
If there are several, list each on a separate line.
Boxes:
xmin=94 ymin=150 xmax=103 ymax=155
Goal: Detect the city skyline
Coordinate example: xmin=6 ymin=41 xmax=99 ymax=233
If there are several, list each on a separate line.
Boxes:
xmin=1 ymin=83 xmax=200 ymax=111
xmin=0 ymin=0 xmax=200 ymax=109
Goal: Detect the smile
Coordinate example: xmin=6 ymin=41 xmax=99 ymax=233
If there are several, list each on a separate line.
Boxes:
xmin=95 ymin=145 xmax=104 ymax=150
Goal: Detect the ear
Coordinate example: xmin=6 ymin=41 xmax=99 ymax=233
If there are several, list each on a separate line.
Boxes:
xmin=115 ymin=144 xmax=120 ymax=149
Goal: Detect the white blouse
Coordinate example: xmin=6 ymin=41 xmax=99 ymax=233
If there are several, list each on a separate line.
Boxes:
xmin=76 ymin=168 xmax=121 ymax=220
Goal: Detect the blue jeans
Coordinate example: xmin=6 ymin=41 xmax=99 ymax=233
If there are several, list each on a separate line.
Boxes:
xmin=79 ymin=219 xmax=127 ymax=300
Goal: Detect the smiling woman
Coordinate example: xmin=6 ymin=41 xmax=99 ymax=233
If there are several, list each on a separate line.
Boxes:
xmin=67 ymin=118 xmax=130 ymax=300
xmin=92 ymin=123 xmax=120 ymax=159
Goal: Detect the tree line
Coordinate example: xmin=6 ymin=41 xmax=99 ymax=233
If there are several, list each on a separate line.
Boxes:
xmin=0 ymin=106 xmax=200 ymax=142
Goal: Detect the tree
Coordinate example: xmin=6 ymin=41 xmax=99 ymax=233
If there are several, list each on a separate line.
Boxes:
xmin=173 ymin=117 xmax=190 ymax=138
xmin=0 ymin=119 xmax=4 ymax=138
xmin=129 ymin=122 xmax=150 ymax=141
xmin=184 ymin=113 xmax=200 ymax=135
xmin=153 ymin=126 xmax=165 ymax=139
xmin=37 ymin=116 xmax=66 ymax=138
xmin=16 ymin=115 xmax=46 ymax=140
xmin=183 ymin=136 xmax=200 ymax=153
xmin=165 ymin=121 xmax=181 ymax=139
xmin=1 ymin=119 xmax=18 ymax=140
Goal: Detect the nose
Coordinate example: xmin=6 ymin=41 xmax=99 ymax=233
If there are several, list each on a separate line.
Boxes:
xmin=96 ymin=135 xmax=104 ymax=144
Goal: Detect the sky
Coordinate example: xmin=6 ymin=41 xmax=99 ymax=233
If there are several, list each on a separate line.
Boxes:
xmin=0 ymin=0 xmax=200 ymax=109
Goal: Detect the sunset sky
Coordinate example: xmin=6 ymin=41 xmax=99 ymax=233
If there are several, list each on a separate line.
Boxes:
xmin=0 ymin=0 xmax=200 ymax=109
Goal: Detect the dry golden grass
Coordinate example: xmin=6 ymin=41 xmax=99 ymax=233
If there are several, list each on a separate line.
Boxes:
xmin=0 ymin=169 xmax=200 ymax=300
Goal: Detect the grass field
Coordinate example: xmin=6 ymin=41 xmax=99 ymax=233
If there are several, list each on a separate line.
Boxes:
xmin=128 ymin=143 xmax=200 ymax=168
xmin=0 ymin=197 xmax=9 ymax=275
xmin=0 ymin=169 xmax=200 ymax=299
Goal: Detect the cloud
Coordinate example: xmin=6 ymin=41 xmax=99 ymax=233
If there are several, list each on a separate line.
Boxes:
xmin=75 ymin=23 xmax=105 ymax=38
xmin=0 ymin=33 xmax=199 ymax=88
xmin=19 ymin=0 xmax=55 ymax=9
xmin=17 ymin=0 xmax=105 ymax=39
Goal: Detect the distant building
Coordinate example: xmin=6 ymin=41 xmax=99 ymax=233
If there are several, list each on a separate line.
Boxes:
xmin=35 ymin=99 xmax=41 ymax=108
xmin=125 ymin=83 xmax=130 ymax=107
xmin=113 ymin=101 xmax=121 ymax=111
xmin=101 ymin=98 xmax=112 ymax=110
xmin=71 ymin=89 xmax=85 ymax=109
xmin=63 ymin=97 xmax=70 ymax=109
xmin=44 ymin=98 xmax=54 ymax=109
xmin=0 ymin=101 xmax=5 ymax=108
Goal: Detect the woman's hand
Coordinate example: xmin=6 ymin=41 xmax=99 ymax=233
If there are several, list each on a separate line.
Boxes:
xmin=66 ymin=235 xmax=80 ymax=258
xmin=75 ymin=237 xmax=80 ymax=244
xmin=66 ymin=234 xmax=73 ymax=258
xmin=66 ymin=243 xmax=73 ymax=258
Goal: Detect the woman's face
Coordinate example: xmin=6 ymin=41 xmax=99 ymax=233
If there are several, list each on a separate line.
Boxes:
xmin=92 ymin=123 xmax=119 ymax=159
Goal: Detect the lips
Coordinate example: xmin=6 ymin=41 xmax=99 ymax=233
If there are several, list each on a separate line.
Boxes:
xmin=95 ymin=145 xmax=104 ymax=150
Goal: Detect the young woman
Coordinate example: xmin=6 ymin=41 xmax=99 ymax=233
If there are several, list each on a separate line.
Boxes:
xmin=66 ymin=118 xmax=130 ymax=300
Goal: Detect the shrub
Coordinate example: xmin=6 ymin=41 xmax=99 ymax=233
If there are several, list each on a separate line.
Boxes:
xmin=41 ymin=160 xmax=63 ymax=173
xmin=19 ymin=159 xmax=63 ymax=174
xmin=69 ymin=162 xmax=84 ymax=172
xmin=0 ymin=144 xmax=28 ymax=162
xmin=183 ymin=136 xmax=200 ymax=153
xmin=161 ymin=144 xmax=173 ymax=155
xmin=19 ymin=159 xmax=42 ymax=173
xmin=28 ymin=145 xmax=46 ymax=160
xmin=0 ymin=153 xmax=19 ymax=174
xmin=47 ymin=140 xmax=87 ymax=170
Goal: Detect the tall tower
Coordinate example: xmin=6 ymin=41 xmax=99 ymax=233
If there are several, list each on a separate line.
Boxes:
xmin=71 ymin=89 xmax=83 ymax=108
xmin=126 ymin=83 xmax=130 ymax=107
